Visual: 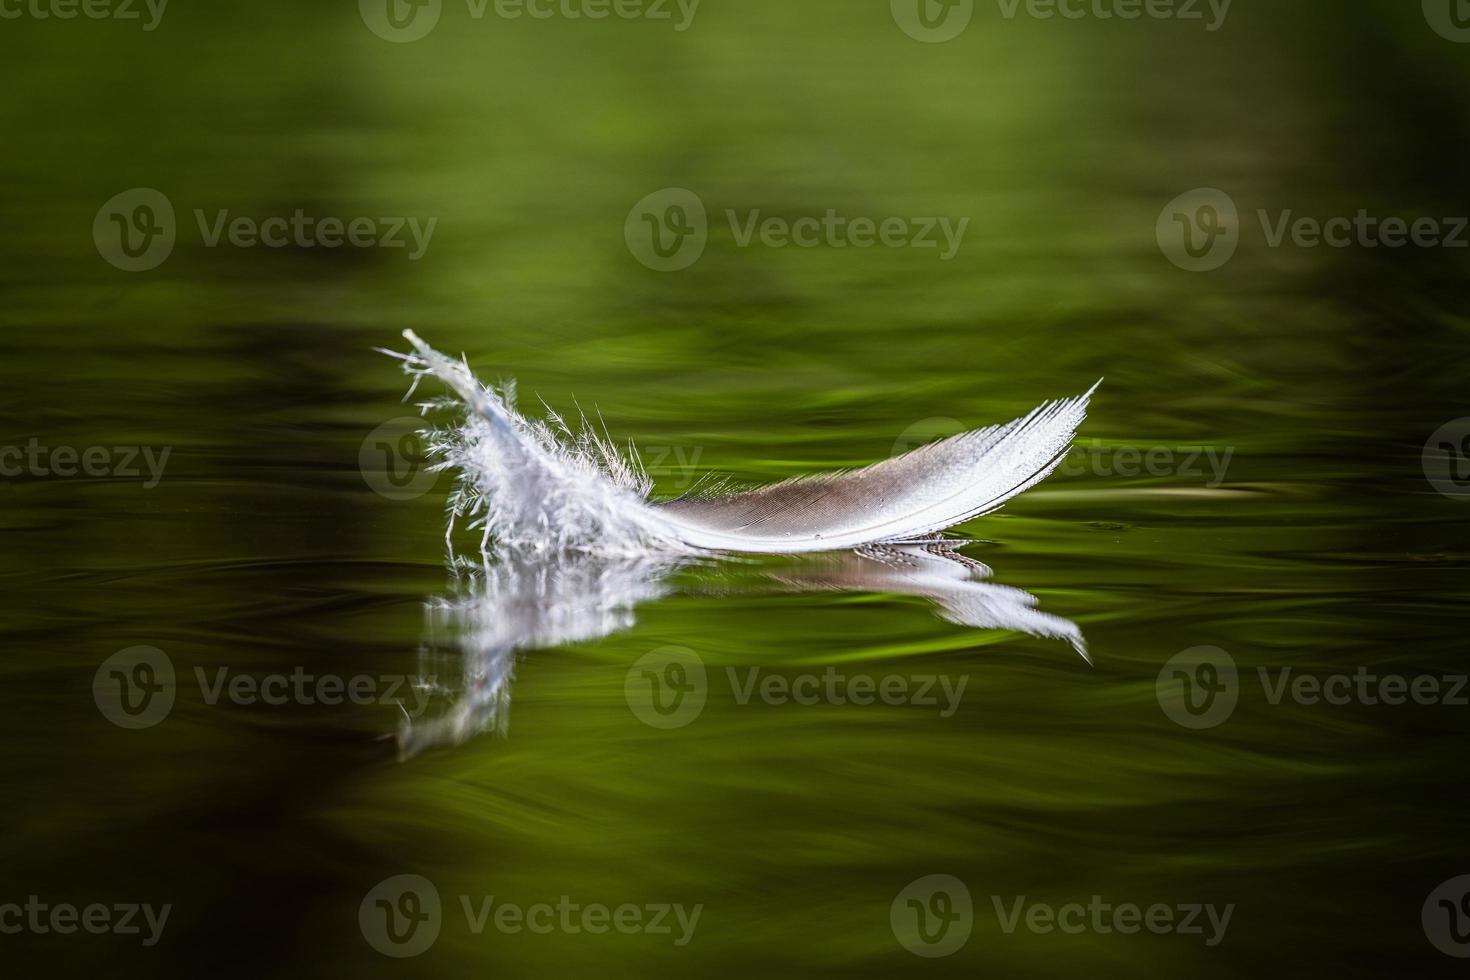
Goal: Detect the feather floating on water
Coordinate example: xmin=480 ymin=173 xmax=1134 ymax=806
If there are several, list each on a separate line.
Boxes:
xmin=389 ymin=331 xmax=1098 ymax=556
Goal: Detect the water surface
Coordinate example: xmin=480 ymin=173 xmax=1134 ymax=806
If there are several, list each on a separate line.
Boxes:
xmin=2 ymin=1 xmax=1468 ymax=976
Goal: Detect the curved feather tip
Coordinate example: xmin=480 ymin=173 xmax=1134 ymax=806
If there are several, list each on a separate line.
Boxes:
xmin=389 ymin=333 xmax=1098 ymax=557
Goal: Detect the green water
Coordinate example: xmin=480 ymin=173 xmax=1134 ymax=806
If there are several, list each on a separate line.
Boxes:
xmin=3 ymin=1 xmax=1470 ymax=976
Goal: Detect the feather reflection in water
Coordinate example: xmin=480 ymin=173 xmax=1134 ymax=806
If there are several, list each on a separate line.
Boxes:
xmin=397 ymin=544 xmax=1086 ymax=758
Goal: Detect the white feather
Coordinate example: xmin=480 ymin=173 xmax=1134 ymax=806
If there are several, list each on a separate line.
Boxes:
xmin=391 ymin=331 xmax=1097 ymax=556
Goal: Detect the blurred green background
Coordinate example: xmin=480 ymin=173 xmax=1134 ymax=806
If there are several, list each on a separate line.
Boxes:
xmin=2 ymin=0 xmax=1469 ymax=976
